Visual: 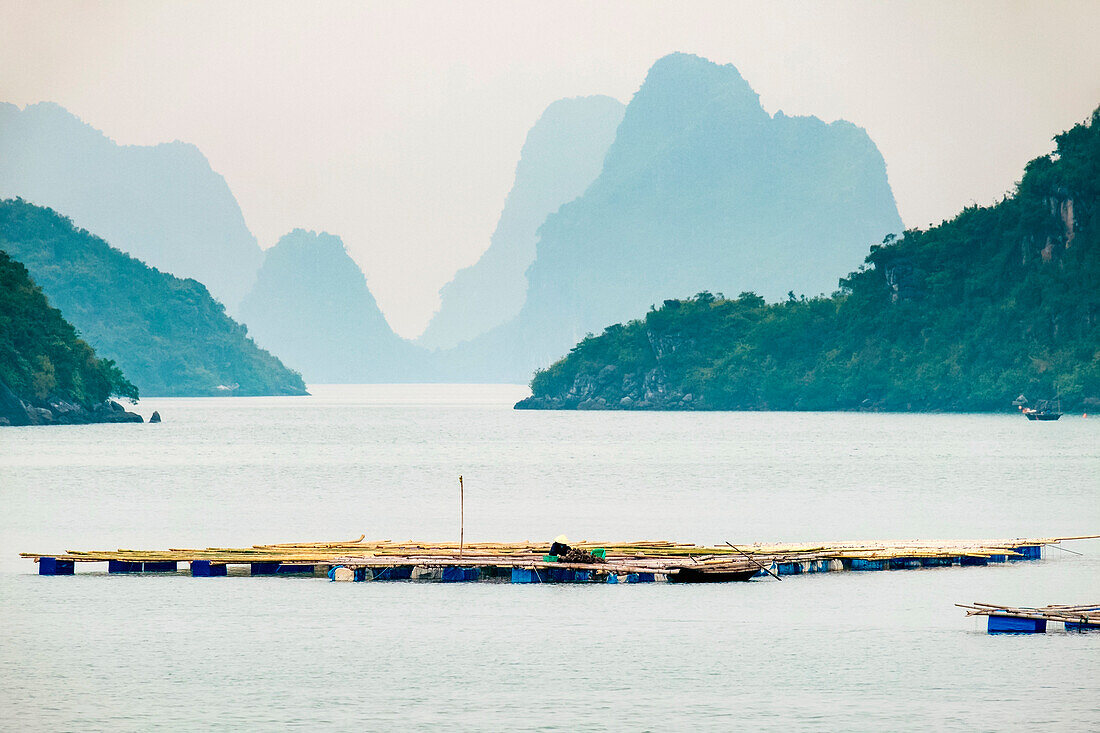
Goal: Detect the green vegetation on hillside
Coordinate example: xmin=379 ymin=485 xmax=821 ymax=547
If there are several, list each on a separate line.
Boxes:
xmin=0 ymin=199 xmax=307 ymax=397
xmin=0 ymin=249 xmax=136 ymax=404
xmin=522 ymin=108 xmax=1100 ymax=412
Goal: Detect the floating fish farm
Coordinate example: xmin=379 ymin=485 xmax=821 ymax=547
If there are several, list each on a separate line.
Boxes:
xmin=22 ymin=534 xmax=1095 ymax=583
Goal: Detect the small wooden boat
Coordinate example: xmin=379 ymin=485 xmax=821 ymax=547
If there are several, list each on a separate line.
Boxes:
xmin=1023 ymin=400 xmax=1062 ymax=421
xmin=667 ymin=566 xmax=759 ymax=583
xmin=1024 ymin=410 xmax=1061 ymax=421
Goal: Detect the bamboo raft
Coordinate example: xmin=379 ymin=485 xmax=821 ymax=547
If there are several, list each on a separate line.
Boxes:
xmin=957 ymin=601 xmax=1100 ymax=633
xmin=22 ymin=534 xmax=1096 ymax=583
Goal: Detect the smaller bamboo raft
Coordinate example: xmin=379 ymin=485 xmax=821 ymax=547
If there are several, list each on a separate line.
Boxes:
xmin=957 ymin=601 xmax=1100 ymax=633
xmin=21 ymin=534 xmax=1096 ymax=583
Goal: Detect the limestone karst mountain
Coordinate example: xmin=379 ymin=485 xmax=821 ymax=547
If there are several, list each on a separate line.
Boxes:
xmin=417 ymin=96 xmax=625 ymax=350
xmin=439 ymin=53 xmax=904 ymax=381
xmin=238 ymin=229 xmax=422 ymax=383
xmin=0 ymin=102 xmax=263 ymax=311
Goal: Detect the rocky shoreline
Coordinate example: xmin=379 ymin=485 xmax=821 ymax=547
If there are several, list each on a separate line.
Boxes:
xmin=0 ymin=382 xmax=143 ymax=426
xmin=515 ymin=364 xmax=701 ymax=411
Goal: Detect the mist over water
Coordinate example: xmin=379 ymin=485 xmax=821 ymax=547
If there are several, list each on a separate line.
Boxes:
xmin=1 ymin=385 xmax=1098 ymax=729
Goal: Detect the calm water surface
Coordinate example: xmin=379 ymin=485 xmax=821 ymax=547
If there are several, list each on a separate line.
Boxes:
xmin=1 ymin=385 xmax=1097 ymax=731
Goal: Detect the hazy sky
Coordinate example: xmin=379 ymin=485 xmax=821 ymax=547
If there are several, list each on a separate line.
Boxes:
xmin=2 ymin=1 xmax=1098 ymax=337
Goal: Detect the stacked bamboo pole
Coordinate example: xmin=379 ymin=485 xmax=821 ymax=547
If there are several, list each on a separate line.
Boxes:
xmin=956 ymin=601 xmax=1100 ymax=627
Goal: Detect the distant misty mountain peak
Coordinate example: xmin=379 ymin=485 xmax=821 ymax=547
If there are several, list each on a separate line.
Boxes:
xmin=239 ymin=228 xmax=420 ymax=383
xmin=0 ymin=101 xmax=262 ymax=312
xmin=438 ymin=51 xmax=903 ymax=380
xmin=1 ymin=52 xmax=905 ymax=387
xmin=605 ymin=54 xmax=767 ymax=151
xmin=263 ymin=229 xmax=353 ymax=271
xmin=416 ymin=94 xmax=626 ymax=350
xmin=628 ymin=52 xmax=766 ymax=115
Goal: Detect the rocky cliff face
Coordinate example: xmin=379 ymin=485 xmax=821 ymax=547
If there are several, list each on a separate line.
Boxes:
xmin=417 ymin=96 xmax=625 ymax=350
xmin=238 ymin=229 xmax=423 ymax=383
xmin=0 ymin=102 xmax=263 ymax=311
xmin=515 ymin=328 xmax=698 ymax=411
xmin=443 ymin=53 xmax=903 ymax=382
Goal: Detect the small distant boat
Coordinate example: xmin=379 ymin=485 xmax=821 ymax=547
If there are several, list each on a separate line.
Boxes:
xmin=1022 ymin=399 xmax=1062 ymax=421
xmin=1024 ymin=409 xmax=1061 ymax=421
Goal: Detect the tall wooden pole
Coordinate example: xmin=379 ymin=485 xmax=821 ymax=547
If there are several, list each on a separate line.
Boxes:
xmin=459 ymin=475 xmax=464 ymax=558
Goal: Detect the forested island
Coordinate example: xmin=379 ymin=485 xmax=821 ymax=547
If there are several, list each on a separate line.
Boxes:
xmin=0 ymin=199 xmax=307 ymax=397
xmin=0 ymin=250 xmax=141 ymax=425
xmin=517 ymin=108 xmax=1099 ymax=413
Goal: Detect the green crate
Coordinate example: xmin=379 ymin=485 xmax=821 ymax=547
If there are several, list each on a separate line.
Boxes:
xmin=542 ymin=555 xmax=558 ymax=562
xmin=591 ymin=549 xmax=606 ymax=559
